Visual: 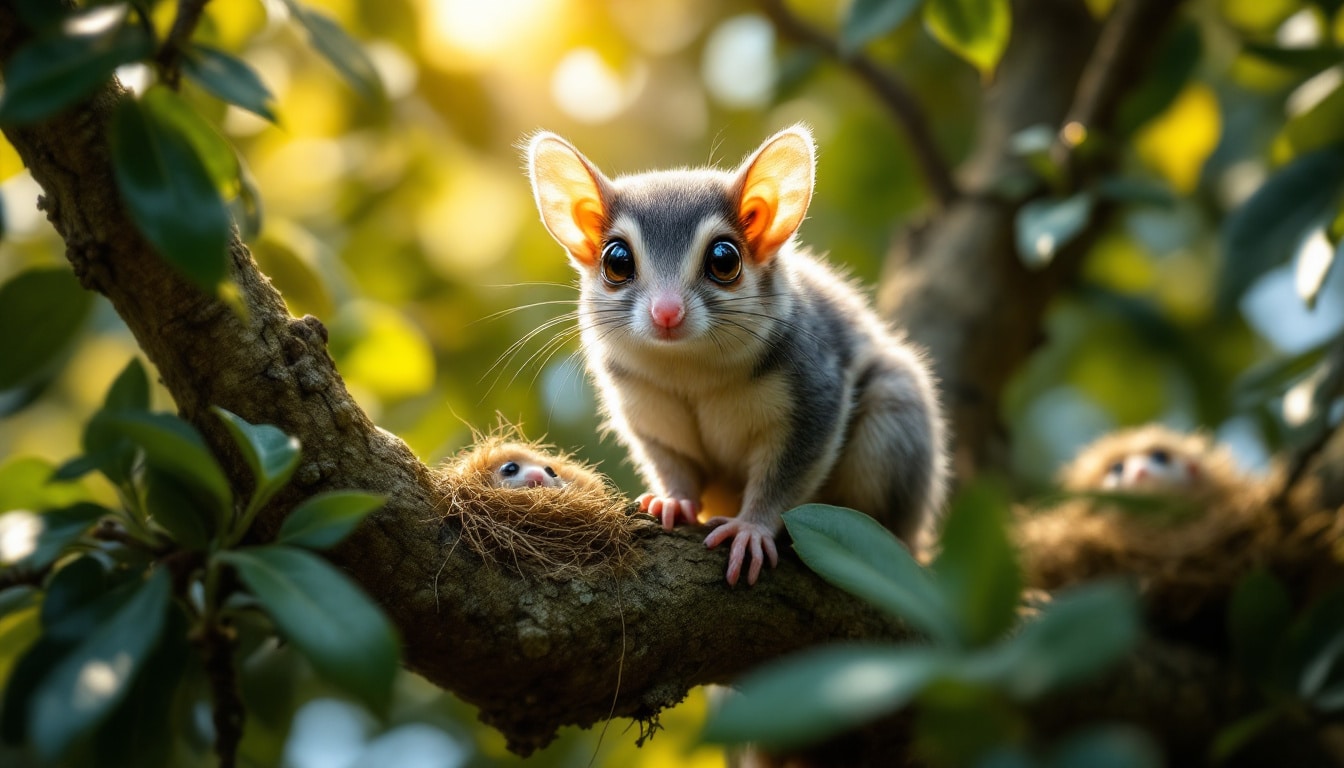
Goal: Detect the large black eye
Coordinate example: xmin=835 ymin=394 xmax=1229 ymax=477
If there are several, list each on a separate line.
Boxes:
xmin=500 ymin=461 xmax=520 ymax=477
xmin=601 ymin=239 xmax=636 ymax=285
xmin=544 ymin=466 xmax=558 ymax=478
xmin=1150 ymin=449 xmax=1170 ymax=465
xmin=704 ymin=239 xmax=741 ymax=285
xmin=1108 ymin=461 xmax=1124 ymax=476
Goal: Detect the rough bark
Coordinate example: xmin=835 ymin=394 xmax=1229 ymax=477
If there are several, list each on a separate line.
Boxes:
xmin=0 ymin=0 xmax=1325 ymax=763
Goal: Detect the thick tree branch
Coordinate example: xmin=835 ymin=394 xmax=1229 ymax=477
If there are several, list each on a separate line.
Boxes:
xmin=879 ymin=0 xmax=1182 ymax=478
xmin=760 ymin=0 xmax=959 ymax=208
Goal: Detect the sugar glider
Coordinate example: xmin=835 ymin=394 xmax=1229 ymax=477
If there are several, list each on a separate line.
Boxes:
xmin=526 ymin=125 xmax=947 ymax=585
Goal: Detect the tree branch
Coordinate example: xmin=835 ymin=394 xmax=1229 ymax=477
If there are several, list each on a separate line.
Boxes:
xmin=879 ymin=0 xmax=1184 ymax=478
xmin=759 ymin=0 xmax=959 ymax=209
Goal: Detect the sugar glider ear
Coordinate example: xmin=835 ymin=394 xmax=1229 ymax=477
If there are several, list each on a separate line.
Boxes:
xmin=734 ymin=125 xmax=815 ymax=262
xmin=527 ymin=133 xmax=610 ymax=266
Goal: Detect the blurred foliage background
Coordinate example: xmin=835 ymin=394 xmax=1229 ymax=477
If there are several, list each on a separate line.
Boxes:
xmin=2 ymin=0 xmax=1344 ymax=764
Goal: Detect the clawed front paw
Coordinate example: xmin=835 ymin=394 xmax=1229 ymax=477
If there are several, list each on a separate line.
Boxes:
xmin=637 ymin=493 xmax=700 ymax=531
xmin=703 ymin=517 xmax=780 ymax=587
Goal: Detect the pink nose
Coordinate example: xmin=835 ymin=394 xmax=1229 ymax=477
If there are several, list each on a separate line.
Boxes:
xmin=650 ymin=296 xmax=685 ymax=329
xmin=523 ymin=469 xmax=549 ymax=488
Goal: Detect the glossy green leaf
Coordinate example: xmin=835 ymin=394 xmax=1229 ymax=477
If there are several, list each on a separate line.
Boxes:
xmin=0 ymin=503 xmax=106 ymax=572
xmin=1210 ymin=708 xmax=1282 ymax=763
xmin=143 ymin=468 xmax=213 ymax=550
xmin=0 ymin=268 xmax=94 ymax=391
xmin=91 ymin=411 xmax=232 ymax=512
xmin=1242 ymin=43 xmax=1344 ymax=72
xmin=103 ymin=358 xmax=150 ymax=412
xmin=1096 ymin=177 xmax=1176 ymax=209
xmin=12 ymin=0 xmax=68 ymax=30
xmin=784 ymin=504 xmax=957 ymax=645
xmin=1049 ymin=726 xmax=1162 ymax=768
xmin=1229 ymin=569 xmax=1292 ymax=684
xmin=1 ymin=635 xmax=65 ymax=743
xmin=213 ymin=407 xmax=301 ymax=517
xmin=182 ymin=43 xmax=278 ymax=122
xmin=92 ymin=610 xmax=188 ymax=768
xmin=1217 ymin=146 xmax=1344 ymax=311
xmin=76 ymin=359 xmax=153 ymax=484
xmin=923 ymin=0 xmax=1010 ymax=77
xmin=280 ymin=0 xmax=385 ymax=102
xmin=29 ymin=568 xmax=171 ymax=760
xmin=1283 ymin=82 xmax=1344 ymax=159
xmin=1116 ymin=22 xmax=1201 ymax=136
xmin=141 ymin=85 xmax=241 ymax=196
xmin=218 ymin=546 xmax=398 ymax=711
xmin=973 ymin=581 xmax=1138 ymax=700
xmin=841 ymin=0 xmax=923 ymax=54
xmin=276 ymin=491 xmax=384 ymax=549
xmin=0 ymin=456 xmax=92 ymax=512
xmin=931 ymin=484 xmax=1020 ymax=648
xmin=1015 ymin=192 xmax=1094 ymax=270
xmin=110 ymin=95 xmax=231 ymax=291
xmin=0 ymin=6 xmax=155 ymax=124
xmin=1233 ymin=338 xmax=1332 ymax=409
xmin=0 ymin=585 xmax=38 ymax=620
xmin=41 ymin=557 xmax=135 ymax=644
xmin=701 ymin=644 xmax=950 ymax=750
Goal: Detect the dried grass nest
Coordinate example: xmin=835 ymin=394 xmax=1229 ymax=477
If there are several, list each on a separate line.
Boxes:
xmin=1016 ymin=425 xmax=1344 ymax=624
xmin=432 ymin=432 xmax=646 ymax=579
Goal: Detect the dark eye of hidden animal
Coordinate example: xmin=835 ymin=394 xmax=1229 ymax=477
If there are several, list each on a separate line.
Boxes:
xmin=1150 ymin=449 xmax=1170 ymax=465
xmin=601 ymin=239 xmax=635 ymax=285
xmin=500 ymin=461 xmax=520 ymax=477
xmin=544 ymin=466 xmax=557 ymax=477
xmin=1108 ymin=461 xmax=1124 ymax=476
xmin=704 ymin=239 xmax=741 ymax=284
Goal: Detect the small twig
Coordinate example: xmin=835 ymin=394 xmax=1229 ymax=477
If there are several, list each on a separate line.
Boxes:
xmin=1050 ymin=0 xmax=1184 ymax=180
xmin=1274 ymin=339 xmax=1344 ymax=510
xmin=197 ymin=620 xmax=243 ymax=768
xmin=759 ymin=0 xmax=959 ymax=208
xmin=156 ymin=0 xmax=212 ymax=87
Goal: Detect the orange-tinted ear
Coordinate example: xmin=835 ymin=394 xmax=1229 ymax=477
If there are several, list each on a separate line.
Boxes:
xmin=527 ymin=133 xmax=610 ymax=266
xmin=734 ymin=125 xmax=815 ymax=262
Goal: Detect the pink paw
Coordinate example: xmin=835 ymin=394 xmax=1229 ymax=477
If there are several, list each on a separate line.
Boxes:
xmin=637 ymin=493 xmax=699 ymax=531
xmin=703 ymin=518 xmax=780 ymax=586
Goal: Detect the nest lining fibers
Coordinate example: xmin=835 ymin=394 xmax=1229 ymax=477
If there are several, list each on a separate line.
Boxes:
xmin=432 ymin=433 xmax=644 ymax=579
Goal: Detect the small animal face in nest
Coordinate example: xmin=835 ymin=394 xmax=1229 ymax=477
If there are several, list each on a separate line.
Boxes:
xmin=1100 ymin=447 xmax=1202 ymax=492
xmin=494 ymin=459 xmax=564 ymax=489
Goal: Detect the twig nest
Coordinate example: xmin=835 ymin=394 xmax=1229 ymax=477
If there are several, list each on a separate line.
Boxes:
xmin=433 ymin=434 xmax=644 ymax=579
xmin=1016 ymin=425 xmax=1344 ymax=627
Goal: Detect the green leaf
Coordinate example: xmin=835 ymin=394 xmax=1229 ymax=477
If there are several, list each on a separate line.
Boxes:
xmin=217 ymin=546 xmax=398 ymax=711
xmin=1096 ymin=177 xmax=1176 ymax=209
xmin=280 ymin=0 xmax=385 ymax=102
xmin=1242 ymin=43 xmax=1344 ymax=72
xmin=973 ymin=581 xmax=1138 ymax=700
xmin=92 ymin=610 xmax=189 ymax=768
xmin=0 ymin=503 xmax=106 ymax=572
xmin=141 ymin=85 xmax=241 ymax=196
xmin=29 ymin=567 xmax=171 ymax=760
xmin=276 ymin=491 xmax=384 ymax=550
xmin=931 ymin=484 xmax=1020 ymax=648
xmin=701 ymin=644 xmax=950 ymax=750
xmin=143 ymin=468 xmax=213 ymax=550
xmin=91 ymin=411 xmax=232 ymax=513
xmin=41 ymin=557 xmax=135 ymax=644
xmin=212 ymin=407 xmax=301 ymax=516
xmin=1116 ymin=22 xmax=1201 ymax=136
xmin=784 ymin=504 xmax=958 ymax=646
xmin=1049 ymin=726 xmax=1162 ymax=768
xmin=1229 ymin=569 xmax=1292 ymax=684
xmin=110 ymin=95 xmax=231 ymax=291
xmin=923 ymin=0 xmax=1011 ymax=77
xmin=1210 ymin=708 xmax=1282 ymax=763
xmin=1 ymin=636 xmax=65 ymax=743
xmin=0 ymin=6 xmax=155 ymax=124
xmin=1299 ymin=236 xmax=1340 ymax=310
xmin=841 ymin=0 xmax=923 ymax=54
xmin=103 ymin=358 xmax=150 ymax=412
xmin=0 ymin=585 xmax=39 ymax=619
xmin=182 ymin=43 xmax=278 ymax=122
xmin=0 ymin=268 xmax=94 ymax=391
xmin=1232 ymin=338 xmax=1331 ymax=409
xmin=1217 ymin=146 xmax=1344 ymax=312
xmin=1015 ymin=192 xmax=1094 ymax=270
xmin=0 ymin=456 xmax=92 ymax=512
xmin=1283 ymin=81 xmax=1344 ymax=158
